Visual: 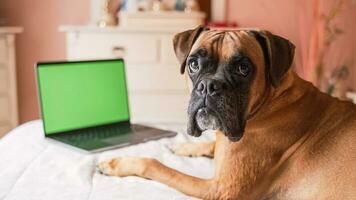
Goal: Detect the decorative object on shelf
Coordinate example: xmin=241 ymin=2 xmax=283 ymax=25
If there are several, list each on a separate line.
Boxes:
xmin=121 ymin=0 xmax=174 ymax=12
xmin=137 ymin=0 xmax=153 ymax=11
xmin=118 ymin=11 xmax=205 ymax=27
xmin=175 ymin=0 xmax=186 ymax=11
xmin=97 ymin=0 xmax=118 ymax=27
xmin=118 ymin=0 xmax=202 ymax=13
xmin=152 ymin=0 xmax=165 ymax=12
xmin=116 ymin=0 xmax=204 ymax=27
xmin=162 ymin=0 xmax=177 ymax=11
xmin=184 ymin=0 xmax=199 ymax=12
xmin=121 ymin=0 xmax=137 ymax=12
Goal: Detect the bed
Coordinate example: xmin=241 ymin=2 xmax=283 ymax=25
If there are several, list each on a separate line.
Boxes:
xmin=0 ymin=120 xmax=215 ymax=200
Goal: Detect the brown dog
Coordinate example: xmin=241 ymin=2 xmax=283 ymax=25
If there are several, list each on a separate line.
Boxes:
xmin=98 ymin=26 xmax=356 ymax=199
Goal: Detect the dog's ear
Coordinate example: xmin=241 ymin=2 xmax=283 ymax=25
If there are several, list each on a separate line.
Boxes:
xmin=250 ymin=30 xmax=295 ymax=87
xmin=173 ymin=26 xmax=208 ymax=74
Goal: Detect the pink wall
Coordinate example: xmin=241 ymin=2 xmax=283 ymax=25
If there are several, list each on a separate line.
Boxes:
xmin=227 ymin=0 xmax=356 ymax=92
xmin=0 ymin=0 xmax=90 ymax=123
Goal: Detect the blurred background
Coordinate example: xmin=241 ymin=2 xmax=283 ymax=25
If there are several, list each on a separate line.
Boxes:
xmin=0 ymin=0 xmax=355 ymax=137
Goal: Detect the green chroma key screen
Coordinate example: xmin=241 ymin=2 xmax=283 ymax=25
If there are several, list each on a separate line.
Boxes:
xmin=37 ymin=59 xmax=130 ymax=135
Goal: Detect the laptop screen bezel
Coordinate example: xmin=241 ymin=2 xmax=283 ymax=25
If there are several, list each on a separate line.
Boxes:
xmin=35 ymin=58 xmax=131 ymax=136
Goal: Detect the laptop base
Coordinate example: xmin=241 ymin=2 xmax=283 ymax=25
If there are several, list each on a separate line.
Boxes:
xmin=47 ymin=123 xmax=177 ymax=153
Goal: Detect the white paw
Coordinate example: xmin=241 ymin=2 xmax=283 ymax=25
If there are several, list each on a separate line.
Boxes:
xmin=97 ymin=157 xmax=154 ymax=177
xmin=170 ymin=143 xmax=210 ymax=157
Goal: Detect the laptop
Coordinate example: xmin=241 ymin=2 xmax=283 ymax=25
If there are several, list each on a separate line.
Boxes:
xmin=35 ymin=59 xmax=177 ymax=153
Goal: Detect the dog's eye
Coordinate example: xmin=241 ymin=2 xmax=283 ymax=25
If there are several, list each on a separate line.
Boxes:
xmin=237 ymin=64 xmax=249 ymax=76
xmin=189 ymin=59 xmax=200 ymax=73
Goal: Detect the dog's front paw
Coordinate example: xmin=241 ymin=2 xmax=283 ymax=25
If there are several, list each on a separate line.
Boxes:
xmin=97 ymin=157 xmax=155 ymax=177
xmin=170 ymin=142 xmax=214 ymax=158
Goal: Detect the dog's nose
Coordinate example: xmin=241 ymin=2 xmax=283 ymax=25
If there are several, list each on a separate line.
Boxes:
xmin=196 ymin=79 xmax=222 ymax=96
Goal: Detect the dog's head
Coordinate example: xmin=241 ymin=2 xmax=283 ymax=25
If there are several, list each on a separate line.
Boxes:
xmin=173 ymin=26 xmax=295 ymax=141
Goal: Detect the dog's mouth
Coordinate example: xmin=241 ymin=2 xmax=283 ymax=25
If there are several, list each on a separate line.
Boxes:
xmin=195 ymin=107 xmax=220 ymax=132
xmin=187 ymin=97 xmax=219 ymax=137
xmin=187 ymin=100 xmax=246 ymax=141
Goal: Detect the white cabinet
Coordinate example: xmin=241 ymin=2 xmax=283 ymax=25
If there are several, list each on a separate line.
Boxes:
xmin=0 ymin=27 xmax=22 ymax=137
xmin=60 ymin=22 xmax=202 ymax=123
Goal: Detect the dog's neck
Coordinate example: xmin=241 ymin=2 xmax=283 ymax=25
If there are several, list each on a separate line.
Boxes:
xmin=214 ymin=71 xmax=330 ymax=198
xmin=246 ymin=71 xmax=324 ymax=148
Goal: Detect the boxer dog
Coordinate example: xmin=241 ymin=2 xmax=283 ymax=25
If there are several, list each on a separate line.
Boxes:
xmin=98 ymin=26 xmax=356 ymax=199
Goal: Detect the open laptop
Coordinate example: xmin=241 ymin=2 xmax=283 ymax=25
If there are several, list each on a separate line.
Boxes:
xmin=35 ymin=59 xmax=176 ymax=153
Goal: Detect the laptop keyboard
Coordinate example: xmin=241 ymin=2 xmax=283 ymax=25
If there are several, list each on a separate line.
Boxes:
xmin=48 ymin=124 xmax=177 ymax=151
xmin=57 ymin=125 xmax=132 ymax=144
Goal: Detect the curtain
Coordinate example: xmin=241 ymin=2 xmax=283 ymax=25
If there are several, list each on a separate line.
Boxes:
xmin=227 ymin=0 xmax=356 ymax=97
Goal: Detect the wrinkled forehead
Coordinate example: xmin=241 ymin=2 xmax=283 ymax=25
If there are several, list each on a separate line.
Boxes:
xmin=190 ymin=30 xmax=263 ymax=65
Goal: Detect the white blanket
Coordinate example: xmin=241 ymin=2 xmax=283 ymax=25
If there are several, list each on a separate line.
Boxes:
xmin=0 ymin=120 xmax=215 ymax=200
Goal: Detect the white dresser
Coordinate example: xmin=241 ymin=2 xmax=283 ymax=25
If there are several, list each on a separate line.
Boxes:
xmin=0 ymin=27 xmax=22 ymax=137
xmin=60 ymin=22 xmax=202 ymax=124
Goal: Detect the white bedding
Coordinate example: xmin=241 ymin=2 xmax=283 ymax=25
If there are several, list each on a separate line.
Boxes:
xmin=0 ymin=120 xmax=215 ymax=200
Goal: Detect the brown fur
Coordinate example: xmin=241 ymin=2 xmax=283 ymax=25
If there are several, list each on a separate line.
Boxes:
xmin=99 ymin=29 xmax=356 ymax=199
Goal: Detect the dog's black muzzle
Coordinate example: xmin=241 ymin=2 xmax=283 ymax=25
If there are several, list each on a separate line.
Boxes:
xmin=187 ymin=78 xmax=245 ymax=142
